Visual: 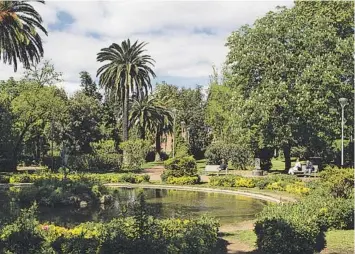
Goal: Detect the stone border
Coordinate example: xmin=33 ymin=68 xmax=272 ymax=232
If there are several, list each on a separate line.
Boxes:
xmin=0 ymin=183 xmax=293 ymax=203
xmin=104 ymin=183 xmax=284 ymax=203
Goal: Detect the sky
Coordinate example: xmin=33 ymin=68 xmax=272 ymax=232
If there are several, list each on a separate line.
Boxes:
xmin=0 ymin=0 xmax=294 ymax=95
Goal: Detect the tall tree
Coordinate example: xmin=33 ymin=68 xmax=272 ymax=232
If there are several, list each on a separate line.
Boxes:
xmin=8 ymin=83 xmax=67 ymax=169
xmin=79 ymin=71 xmax=102 ymax=101
xmin=0 ymin=1 xmax=48 ymax=72
xmin=221 ymin=1 xmax=354 ymax=169
xmin=129 ymin=95 xmax=173 ymax=160
xmin=23 ymin=59 xmax=63 ymax=86
xmin=96 ymin=39 xmax=156 ymax=141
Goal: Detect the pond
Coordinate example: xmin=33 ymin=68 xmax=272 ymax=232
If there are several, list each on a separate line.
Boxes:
xmin=0 ymin=187 xmax=268 ymax=227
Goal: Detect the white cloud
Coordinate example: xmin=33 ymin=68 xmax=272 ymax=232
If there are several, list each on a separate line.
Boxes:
xmin=0 ymin=0 xmax=294 ymax=94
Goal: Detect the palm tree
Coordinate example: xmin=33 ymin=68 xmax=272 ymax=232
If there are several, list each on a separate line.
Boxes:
xmin=96 ymin=39 xmax=156 ymax=141
xmin=0 ymin=1 xmax=48 ymax=72
xmin=129 ymin=95 xmax=173 ymax=160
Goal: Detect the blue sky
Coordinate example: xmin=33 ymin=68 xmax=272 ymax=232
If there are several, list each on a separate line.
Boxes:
xmin=0 ymin=0 xmax=294 ymax=94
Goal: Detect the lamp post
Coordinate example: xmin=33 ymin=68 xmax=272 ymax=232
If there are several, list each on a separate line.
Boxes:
xmin=339 ymin=98 xmax=348 ymax=167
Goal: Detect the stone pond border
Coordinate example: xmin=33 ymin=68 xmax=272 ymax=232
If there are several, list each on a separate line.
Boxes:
xmin=104 ymin=183 xmax=284 ymax=203
xmin=0 ymin=182 xmax=295 ymax=203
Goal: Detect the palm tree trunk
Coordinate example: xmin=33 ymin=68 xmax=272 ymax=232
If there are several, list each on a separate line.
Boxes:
xmin=155 ymin=128 xmax=162 ymax=161
xmin=122 ymin=84 xmax=129 ymax=141
xmin=140 ymin=126 xmax=146 ymax=140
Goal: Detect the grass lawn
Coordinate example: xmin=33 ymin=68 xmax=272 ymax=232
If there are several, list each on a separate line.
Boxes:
xmin=226 ymin=229 xmax=354 ymax=254
xmin=324 ymin=230 xmax=354 ymax=253
xmin=141 ymin=161 xmax=164 ymax=169
xmin=196 ymin=159 xmax=207 ymax=173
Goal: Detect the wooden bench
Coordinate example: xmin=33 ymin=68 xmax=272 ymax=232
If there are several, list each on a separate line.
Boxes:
xmin=204 ymin=165 xmax=228 ymax=176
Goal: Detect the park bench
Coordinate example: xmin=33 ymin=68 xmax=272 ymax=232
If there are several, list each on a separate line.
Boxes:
xmin=291 ymin=164 xmax=319 ymax=176
xmin=204 ymin=165 xmax=228 ymax=176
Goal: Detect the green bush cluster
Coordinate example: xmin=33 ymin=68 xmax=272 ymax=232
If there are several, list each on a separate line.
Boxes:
xmin=119 ymin=139 xmax=151 ymax=170
xmin=0 ymin=174 xmax=10 ymax=183
xmin=166 ymin=176 xmax=200 ymax=185
xmin=8 ymin=172 xmax=150 ymax=184
xmin=9 ymin=178 xmax=109 ymax=207
xmin=205 ymin=141 xmax=253 ymax=170
xmin=161 ymin=156 xmax=199 ymax=184
xmin=254 ymin=167 xmax=354 ymax=254
xmin=209 ymin=174 xmax=308 ymax=195
xmin=0 ymin=204 xmax=219 ymax=254
xmin=67 ymin=153 xmax=122 ymax=173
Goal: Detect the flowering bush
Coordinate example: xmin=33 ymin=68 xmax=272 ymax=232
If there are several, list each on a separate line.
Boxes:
xmin=0 ymin=203 xmax=219 ymax=254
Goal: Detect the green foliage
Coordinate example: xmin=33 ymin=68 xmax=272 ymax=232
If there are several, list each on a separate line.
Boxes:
xmin=208 ymin=174 xmax=310 ymax=195
xmin=209 ymin=175 xmax=241 ymax=187
xmin=68 ymin=140 xmax=122 ymax=172
xmin=210 ymin=1 xmax=354 ymax=168
xmin=166 ymin=176 xmax=200 ymax=185
xmin=205 ymin=141 xmax=253 ymax=170
xmin=97 ymin=39 xmax=156 ymax=141
xmin=9 ymin=177 xmax=109 ymax=207
xmin=8 ymin=172 xmax=150 ymax=185
xmin=319 ymin=166 xmax=354 ymax=198
xmin=0 ymin=175 xmax=10 ymax=183
xmin=0 ymin=1 xmax=48 ymax=72
xmin=154 ymin=83 xmax=211 ymax=159
xmin=162 ymin=156 xmax=197 ymax=182
xmin=63 ymin=92 xmax=103 ymax=154
xmin=119 ymin=139 xmax=151 ymax=170
xmin=255 ymin=166 xmax=354 ymax=253
xmin=0 ymin=200 xmax=219 ymax=254
xmin=0 ymin=203 xmax=45 ymax=254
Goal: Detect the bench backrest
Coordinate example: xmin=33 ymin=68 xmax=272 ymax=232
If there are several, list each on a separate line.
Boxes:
xmin=205 ymin=165 xmax=220 ymax=172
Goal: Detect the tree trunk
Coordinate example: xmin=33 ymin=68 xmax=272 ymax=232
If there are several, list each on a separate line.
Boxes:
xmin=283 ymin=144 xmax=291 ymax=171
xmin=122 ymin=87 xmax=129 ymax=141
xmin=140 ymin=124 xmax=146 ymax=140
xmin=12 ymin=124 xmax=30 ymax=171
xmin=155 ymin=129 xmax=162 ymax=161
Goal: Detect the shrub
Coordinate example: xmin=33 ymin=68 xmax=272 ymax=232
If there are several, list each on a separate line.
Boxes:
xmin=67 ymin=153 xmax=122 ymax=173
xmin=255 ymin=202 xmax=326 ymax=254
xmin=0 ymin=175 xmax=9 ymax=183
xmin=205 ymin=141 xmax=253 ymax=170
xmin=164 ymin=156 xmax=197 ymax=176
xmin=209 ymin=175 xmax=241 ymax=187
xmin=319 ymin=167 xmax=354 ymax=198
xmin=285 ymin=182 xmax=310 ymax=195
xmin=166 ymin=176 xmax=200 ymax=185
xmin=117 ymin=173 xmax=150 ymax=184
xmin=119 ymin=139 xmax=151 ymax=170
xmin=162 ymin=156 xmax=197 ymax=183
xmin=9 ymin=177 xmax=110 ymax=207
xmin=254 ymin=174 xmax=299 ymax=190
xmin=0 ymin=202 xmax=220 ymax=254
xmin=0 ymin=203 xmax=46 ymax=254
xmin=235 ymin=177 xmax=255 ymax=188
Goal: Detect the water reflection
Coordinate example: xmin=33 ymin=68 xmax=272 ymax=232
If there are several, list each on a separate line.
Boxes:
xmin=0 ymin=188 xmax=268 ymax=227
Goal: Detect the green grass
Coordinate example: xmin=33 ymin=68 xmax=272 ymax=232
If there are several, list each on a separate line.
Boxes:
xmin=196 ymin=159 xmax=207 ymax=173
xmin=325 ymin=230 xmax=354 ymax=253
xmin=271 ymin=158 xmax=285 ymax=171
xmin=141 ymin=161 xmax=164 ymax=169
xmin=271 ymin=157 xmax=306 ymax=171
xmin=233 ymin=230 xmax=257 ymax=247
xmin=224 ymin=229 xmax=354 ymax=253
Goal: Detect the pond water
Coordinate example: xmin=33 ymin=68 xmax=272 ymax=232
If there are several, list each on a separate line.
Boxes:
xmin=0 ymin=188 xmax=268 ymax=227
